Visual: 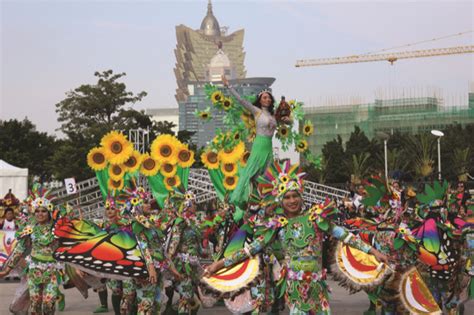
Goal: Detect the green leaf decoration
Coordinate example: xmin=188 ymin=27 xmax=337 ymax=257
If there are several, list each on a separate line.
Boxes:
xmin=393 ymin=238 xmax=405 ymax=250
xmin=317 ymin=220 xmax=329 ymax=231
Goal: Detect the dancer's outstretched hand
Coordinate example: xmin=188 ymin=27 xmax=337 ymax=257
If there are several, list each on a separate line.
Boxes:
xmin=221 ymin=75 xmax=229 ymax=87
xmin=203 ymin=260 xmax=225 ymax=278
xmin=370 ymin=248 xmax=390 ymax=265
xmin=0 ymin=267 xmax=11 ymax=278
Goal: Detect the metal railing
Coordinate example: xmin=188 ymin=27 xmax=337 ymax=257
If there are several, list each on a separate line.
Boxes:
xmin=51 ymin=169 xmax=350 ymax=219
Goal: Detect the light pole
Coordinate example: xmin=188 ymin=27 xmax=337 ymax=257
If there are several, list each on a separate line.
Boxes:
xmin=431 ymin=130 xmax=444 ymax=181
xmin=376 ymin=131 xmax=390 ymax=180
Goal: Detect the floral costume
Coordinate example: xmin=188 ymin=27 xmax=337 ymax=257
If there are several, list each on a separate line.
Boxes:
xmin=8 ymin=222 xmax=62 ymax=314
xmin=223 ymin=207 xmax=371 ymax=315
xmin=167 ymin=216 xmax=203 ymax=314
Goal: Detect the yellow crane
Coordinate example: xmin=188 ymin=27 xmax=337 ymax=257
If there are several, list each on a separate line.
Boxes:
xmin=295 ymin=31 xmax=474 ymax=67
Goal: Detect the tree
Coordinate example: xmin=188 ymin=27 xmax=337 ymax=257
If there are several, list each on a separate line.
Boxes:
xmin=322 ymin=135 xmax=348 ymax=183
xmin=51 ymin=70 xmax=170 ymax=180
xmin=0 ymin=118 xmax=57 ymax=182
xmin=56 ymin=70 xmax=150 ymax=141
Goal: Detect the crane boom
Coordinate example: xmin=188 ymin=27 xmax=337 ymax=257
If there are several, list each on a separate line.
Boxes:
xmin=295 ymin=45 xmax=474 ymax=67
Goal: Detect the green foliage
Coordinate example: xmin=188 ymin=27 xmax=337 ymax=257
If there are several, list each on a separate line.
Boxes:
xmin=0 ymin=118 xmax=58 ymax=181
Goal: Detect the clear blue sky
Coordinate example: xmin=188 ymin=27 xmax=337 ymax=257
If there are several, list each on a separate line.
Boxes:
xmin=2 ymin=0 xmax=473 ymax=135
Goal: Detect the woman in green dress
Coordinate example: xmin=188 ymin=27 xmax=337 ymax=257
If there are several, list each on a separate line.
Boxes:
xmin=221 ymin=75 xmax=290 ymax=218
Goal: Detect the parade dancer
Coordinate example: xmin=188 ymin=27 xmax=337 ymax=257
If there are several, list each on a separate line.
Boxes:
xmin=203 ymin=160 xmax=389 ymax=314
xmin=166 ymin=192 xmax=204 ymax=315
xmin=221 ymin=75 xmax=291 ymax=217
xmin=0 ymin=185 xmax=62 ymax=315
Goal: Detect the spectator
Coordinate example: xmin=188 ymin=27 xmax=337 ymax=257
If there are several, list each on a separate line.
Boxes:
xmin=0 ymin=207 xmax=18 ymax=231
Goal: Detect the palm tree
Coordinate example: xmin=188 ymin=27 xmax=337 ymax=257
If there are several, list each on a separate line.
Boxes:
xmin=405 ymin=134 xmax=435 ymax=179
xmin=452 ymin=148 xmax=471 ymax=182
xmin=345 ymin=152 xmax=372 ymax=184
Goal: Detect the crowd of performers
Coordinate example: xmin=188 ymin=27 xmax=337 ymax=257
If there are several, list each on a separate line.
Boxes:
xmin=0 ymin=79 xmax=473 ymax=315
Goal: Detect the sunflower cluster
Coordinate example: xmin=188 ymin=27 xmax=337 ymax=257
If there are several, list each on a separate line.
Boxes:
xmin=201 ymin=140 xmax=249 ymax=191
xmin=210 ymin=90 xmax=234 ymax=112
xmin=142 ymin=134 xmax=195 ymax=191
xmin=87 ymin=131 xmax=142 ymax=193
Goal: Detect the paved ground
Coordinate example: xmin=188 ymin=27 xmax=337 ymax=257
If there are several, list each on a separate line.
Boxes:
xmin=1 ymin=279 xmax=471 ymax=314
xmin=0 ymin=279 xmax=370 ymax=314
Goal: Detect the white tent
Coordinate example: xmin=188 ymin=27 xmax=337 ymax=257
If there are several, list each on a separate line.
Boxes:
xmin=0 ymin=160 xmax=28 ymax=200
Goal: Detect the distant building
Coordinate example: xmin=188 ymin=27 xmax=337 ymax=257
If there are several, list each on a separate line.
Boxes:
xmin=145 ymin=108 xmax=179 ymax=134
xmin=174 ymin=0 xmax=246 ymax=102
xmin=304 ymin=91 xmax=474 ymax=155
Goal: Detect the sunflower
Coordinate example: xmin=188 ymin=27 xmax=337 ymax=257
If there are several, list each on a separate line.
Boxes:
xmin=108 ymin=178 xmax=124 ymax=192
xmin=124 ymin=150 xmax=142 ymax=173
xmin=280 ymin=175 xmax=290 ymax=184
xmin=303 ymin=121 xmax=314 ymax=136
xmin=277 ymin=216 xmax=288 ymax=227
xmin=108 ymin=164 xmax=125 ymax=181
xmin=222 ymin=97 xmax=233 ymax=111
xmin=223 ymin=176 xmax=238 ymax=191
xmin=277 ymin=125 xmax=289 ymax=138
xmin=140 ymin=153 xmax=160 ymax=176
xmin=296 ymin=139 xmax=309 ymax=153
xmin=131 ymin=197 xmax=140 ymax=206
xmin=101 ymin=131 xmax=133 ymax=165
xmin=177 ymin=146 xmax=195 ymax=168
xmin=150 ymin=134 xmax=179 ymax=164
xmin=201 ymin=150 xmax=219 ymax=169
xmin=278 ymin=183 xmax=287 ymax=194
xmin=218 ymin=142 xmax=245 ymax=164
xmin=211 ymin=91 xmax=224 ymax=104
xmin=199 ymin=111 xmax=211 ymax=120
xmin=87 ymin=147 xmax=107 ymax=171
xmin=164 ymin=175 xmax=181 ymax=191
xmin=240 ymin=151 xmax=250 ymax=167
xmin=221 ymin=162 xmax=238 ymax=176
xmin=160 ymin=163 xmax=178 ymax=177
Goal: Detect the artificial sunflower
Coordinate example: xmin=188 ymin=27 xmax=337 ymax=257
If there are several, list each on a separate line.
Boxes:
xmin=108 ymin=164 xmax=125 ymax=181
xmin=303 ymin=121 xmax=314 ymax=136
xmin=277 ymin=125 xmax=289 ymax=138
xmin=164 ymin=175 xmax=181 ymax=191
xmin=150 ymin=134 xmax=179 ymax=164
xmin=218 ymin=141 xmax=245 ymax=164
xmin=280 ymin=175 xmax=290 ymax=184
xmin=233 ymin=131 xmax=241 ymax=141
xmin=211 ymin=91 xmax=224 ymax=104
xmin=240 ymin=151 xmax=251 ymax=168
xmin=277 ymin=216 xmax=288 ymax=227
xmin=101 ymin=131 xmax=133 ymax=165
xmin=177 ymin=146 xmax=195 ymax=168
xmin=278 ymin=183 xmax=287 ymax=194
xmin=87 ymin=147 xmax=108 ymax=171
xmin=222 ymin=97 xmax=233 ymax=111
xmin=296 ymin=139 xmax=308 ymax=153
xmin=221 ymin=162 xmax=238 ymax=177
xmin=201 ymin=150 xmax=219 ymax=170
xmin=108 ymin=178 xmax=124 ymax=192
xmin=140 ymin=153 xmax=160 ymax=177
xmin=223 ymin=176 xmax=238 ymax=191
xmin=131 ymin=197 xmax=140 ymax=206
xmin=124 ymin=150 xmax=142 ymax=173
xmin=160 ymin=163 xmax=177 ymax=177
xmin=199 ymin=111 xmax=211 ymax=120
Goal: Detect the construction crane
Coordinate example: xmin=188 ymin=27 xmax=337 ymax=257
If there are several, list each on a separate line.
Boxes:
xmin=296 ymin=45 xmax=474 ymax=67
xmin=296 ymin=31 xmax=474 ymax=67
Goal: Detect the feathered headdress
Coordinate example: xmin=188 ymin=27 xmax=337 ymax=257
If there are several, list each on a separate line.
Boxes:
xmin=26 ymin=183 xmax=55 ymax=212
xmin=257 ymin=159 xmax=306 ymax=203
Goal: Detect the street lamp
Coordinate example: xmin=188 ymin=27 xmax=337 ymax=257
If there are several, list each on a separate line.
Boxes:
xmin=431 ymin=130 xmax=444 ymax=181
xmin=376 ymin=131 xmax=390 ymax=180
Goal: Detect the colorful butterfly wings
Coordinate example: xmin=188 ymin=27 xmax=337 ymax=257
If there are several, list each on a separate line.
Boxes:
xmin=54 ymin=217 xmax=148 ymax=279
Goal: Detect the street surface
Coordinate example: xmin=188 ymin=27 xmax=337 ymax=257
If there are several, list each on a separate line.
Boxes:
xmin=1 ymin=279 xmax=472 ymax=314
